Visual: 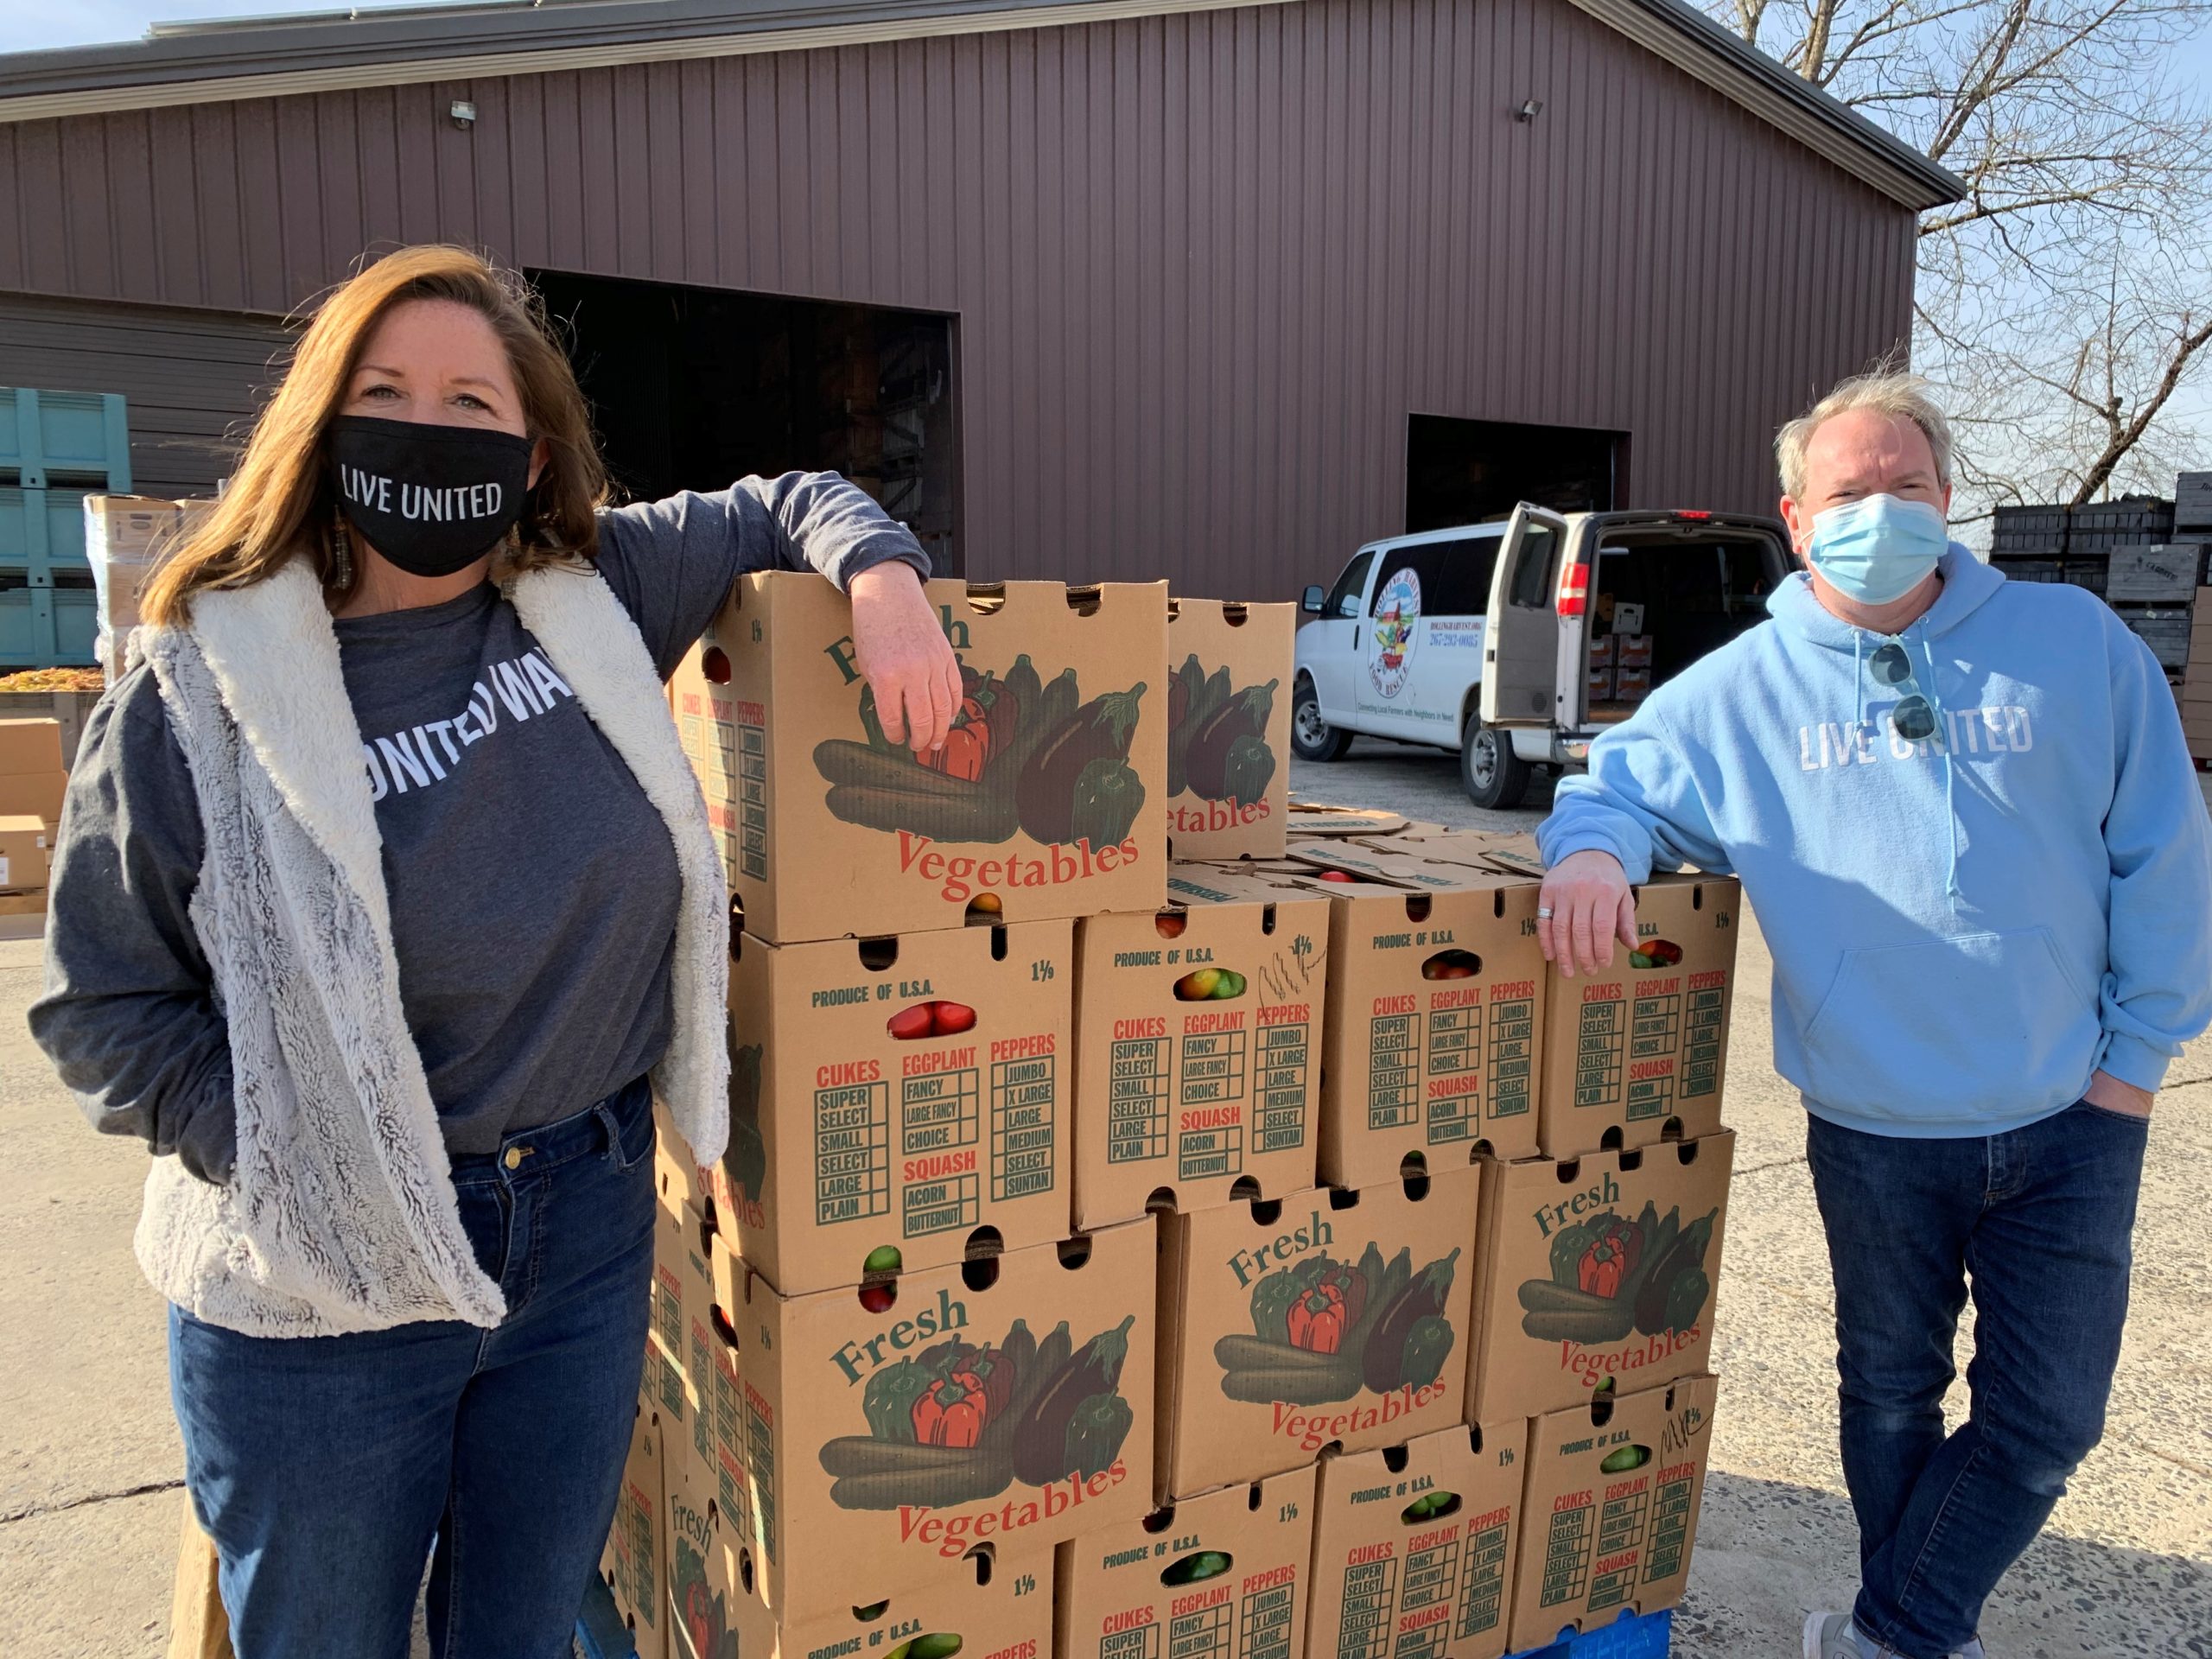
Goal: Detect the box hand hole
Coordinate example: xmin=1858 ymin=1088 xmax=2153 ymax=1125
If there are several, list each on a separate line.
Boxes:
xmin=1420 ymin=949 xmax=1481 ymax=982
xmin=1400 ymin=1491 xmax=1461 ymax=1524
xmin=1160 ymin=1550 xmax=1235 ymax=1587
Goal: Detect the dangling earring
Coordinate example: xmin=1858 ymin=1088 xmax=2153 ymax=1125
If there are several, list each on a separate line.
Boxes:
xmin=330 ymin=515 xmax=354 ymax=589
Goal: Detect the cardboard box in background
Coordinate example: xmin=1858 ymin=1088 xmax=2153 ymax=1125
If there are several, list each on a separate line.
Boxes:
xmin=1055 ymin=1465 xmax=1317 ymax=1659
xmin=724 ymin=919 xmax=1073 ymax=1293
xmin=1508 ymin=1375 xmax=1717 ymax=1653
xmin=1305 ymin=1419 xmax=1530 ymax=1659
xmin=1468 ymin=1134 xmax=1732 ymax=1423
xmin=84 ymin=496 xmax=213 ymax=681
xmin=1586 ymin=664 xmax=1614 ymax=703
xmin=1071 ymin=867 xmax=1330 ymax=1228
xmin=1535 ymin=873 xmax=1737 ymax=1157
xmin=1166 ymin=601 xmax=1294 ymax=861
xmin=1613 ymin=634 xmax=1652 ymax=669
xmin=1586 ymin=635 xmax=1614 ymax=669
xmin=1274 ymin=852 xmax=1548 ymax=1179
xmin=603 ymin=1398 xmax=670 ymax=1659
xmin=1284 ymin=804 xmax=1423 ymax=841
xmin=650 ymin=1200 xmax=716 ymax=1480
xmin=1157 ymin=1166 xmax=1479 ymax=1499
xmin=672 ymin=575 xmax=1168 ymax=943
xmin=0 ymin=815 xmax=49 ymax=893
xmin=1612 ymin=667 xmax=1652 ymax=702
xmin=1610 ymin=606 xmax=1645 ymax=638
xmin=0 ymin=718 xmax=67 ymax=829
xmin=713 ymin=1218 xmax=1155 ymax=1619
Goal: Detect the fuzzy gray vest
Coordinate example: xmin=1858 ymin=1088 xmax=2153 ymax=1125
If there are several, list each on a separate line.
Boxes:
xmin=132 ymin=561 xmax=728 ymax=1338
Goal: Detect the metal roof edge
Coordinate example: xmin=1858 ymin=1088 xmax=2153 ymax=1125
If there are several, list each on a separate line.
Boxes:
xmin=0 ymin=0 xmax=1964 ymax=211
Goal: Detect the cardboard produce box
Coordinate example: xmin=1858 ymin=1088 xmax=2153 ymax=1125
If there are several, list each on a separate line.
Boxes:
xmin=1468 ymin=1135 xmax=1732 ymax=1423
xmin=672 ymin=575 xmax=1168 ymax=943
xmin=650 ymin=1198 xmax=717 ymax=1476
xmin=1586 ymin=664 xmax=1615 ymax=702
xmin=711 ymin=1219 xmax=1156 ymax=1619
xmin=1535 ymin=873 xmax=1737 ymax=1157
xmin=85 ymin=495 xmax=212 ymax=681
xmin=1071 ymin=866 xmax=1331 ymax=1228
xmin=1157 ymin=1167 xmax=1479 ymax=1499
xmin=1054 ymin=1465 xmax=1318 ymax=1659
xmin=1507 ymin=1376 xmax=1715 ymax=1653
xmin=0 ymin=718 xmax=66 ymax=827
xmin=1306 ymin=1420 xmax=1529 ymax=1659
xmin=603 ymin=1398 xmax=670 ymax=1659
xmin=665 ymin=1458 xmax=1056 ymax=1659
xmin=0 ymin=815 xmax=49 ymax=893
xmin=1611 ymin=667 xmax=1652 ymax=702
xmin=1164 ymin=601 xmax=1294 ymax=861
xmin=1285 ymin=804 xmax=1421 ymax=841
xmin=1274 ymin=853 xmax=1547 ymax=1179
xmin=721 ymin=919 xmax=1072 ymax=1293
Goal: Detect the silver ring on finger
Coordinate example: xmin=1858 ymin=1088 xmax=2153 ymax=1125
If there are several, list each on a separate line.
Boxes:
xmin=1535 ymin=907 xmax=1554 ymax=919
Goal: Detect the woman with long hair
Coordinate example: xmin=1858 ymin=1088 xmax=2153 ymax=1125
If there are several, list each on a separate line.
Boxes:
xmin=29 ymin=244 xmax=961 ymax=1656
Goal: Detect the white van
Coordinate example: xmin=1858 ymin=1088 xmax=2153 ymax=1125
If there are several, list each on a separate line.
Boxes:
xmin=1294 ymin=505 xmax=1791 ymax=806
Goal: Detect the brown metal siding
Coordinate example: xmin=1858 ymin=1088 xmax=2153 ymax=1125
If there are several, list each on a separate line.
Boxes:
xmin=0 ymin=291 xmax=287 ymax=496
xmin=0 ymin=0 xmax=1916 ymax=594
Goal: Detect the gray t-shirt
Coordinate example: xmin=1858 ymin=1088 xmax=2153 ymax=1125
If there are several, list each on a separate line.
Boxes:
xmin=31 ymin=472 xmax=928 ymax=1178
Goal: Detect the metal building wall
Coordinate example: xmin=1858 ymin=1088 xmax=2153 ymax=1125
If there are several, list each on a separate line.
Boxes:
xmin=0 ymin=293 xmax=288 ymax=496
xmin=0 ymin=0 xmax=1917 ymax=594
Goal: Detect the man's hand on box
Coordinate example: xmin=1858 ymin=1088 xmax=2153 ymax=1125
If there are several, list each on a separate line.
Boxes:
xmin=1539 ymin=849 xmax=1638 ymax=980
xmin=2084 ymin=1069 xmax=2155 ymax=1118
xmin=849 ymin=563 xmax=963 ymax=757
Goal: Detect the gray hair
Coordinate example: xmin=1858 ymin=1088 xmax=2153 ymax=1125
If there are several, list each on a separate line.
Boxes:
xmin=1776 ymin=370 xmax=1954 ymax=501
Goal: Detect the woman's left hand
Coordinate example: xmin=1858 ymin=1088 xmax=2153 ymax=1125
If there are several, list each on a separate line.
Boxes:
xmin=849 ymin=562 xmax=962 ymax=757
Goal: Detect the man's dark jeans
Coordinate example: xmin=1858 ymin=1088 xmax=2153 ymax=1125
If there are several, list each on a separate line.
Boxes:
xmin=1805 ymin=1100 xmax=2148 ymax=1659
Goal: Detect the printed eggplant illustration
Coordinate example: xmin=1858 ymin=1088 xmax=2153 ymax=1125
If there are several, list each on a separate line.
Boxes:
xmin=1214 ymin=1243 xmax=1460 ymax=1405
xmin=1166 ymin=653 xmax=1279 ymax=805
xmin=1515 ymin=1199 xmax=1719 ymax=1344
xmin=817 ymin=654 xmax=1148 ymax=849
xmin=819 ymin=1314 xmax=1138 ymax=1510
xmin=724 ymin=1042 xmax=767 ymax=1206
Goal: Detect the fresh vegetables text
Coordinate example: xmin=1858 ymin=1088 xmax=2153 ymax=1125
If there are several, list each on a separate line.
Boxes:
xmin=819 ymin=1309 xmax=1140 ymax=1543
xmin=1166 ymin=654 xmax=1279 ymax=821
xmin=815 ymin=639 xmax=1151 ymax=898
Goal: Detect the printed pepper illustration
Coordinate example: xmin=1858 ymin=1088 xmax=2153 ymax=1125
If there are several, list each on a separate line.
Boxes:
xmin=820 ymin=1313 xmax=1137 ymax=1510
xmin=673 ymin=1539 xmax=739 ymax=1659
xmin=723 ymin=1041 xmax=767 ymax=1207
xmin=1628 ymin=938 xmax=1684 ymax=969
xmin=1516 ymin=1199 xmax=1721 ymax=1345
xmin=818 ymin=654 xmax=1147 ymax=850
xmin=1214 ymin=1243 xmax=1459 ymax=1405
xmin=1166 ymin=653 xmax=1280 ymax=805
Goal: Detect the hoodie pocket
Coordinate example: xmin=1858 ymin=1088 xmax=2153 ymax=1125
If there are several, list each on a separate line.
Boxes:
xmin=1795 ymin=928 xmax=2100 ymax=1119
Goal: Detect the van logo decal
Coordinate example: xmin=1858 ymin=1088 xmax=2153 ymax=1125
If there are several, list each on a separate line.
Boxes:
xmin=1367 ymin=568 xmax=1421 ymax=701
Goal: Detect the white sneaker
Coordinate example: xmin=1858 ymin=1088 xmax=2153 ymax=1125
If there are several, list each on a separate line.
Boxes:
xmin=1802 ymin=1611 xmax=1985 ymax=1659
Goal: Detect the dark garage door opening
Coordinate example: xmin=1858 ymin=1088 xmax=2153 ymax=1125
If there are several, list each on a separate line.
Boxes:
xmin=530 ymin=270 xmax=960 ymax=573
xmin=1405 ymin=415 xmax=1624 ymax=531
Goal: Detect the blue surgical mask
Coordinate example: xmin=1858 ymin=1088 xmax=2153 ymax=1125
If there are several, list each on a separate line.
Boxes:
xmin=1805 ymin=494 xmax=1948 ymax=606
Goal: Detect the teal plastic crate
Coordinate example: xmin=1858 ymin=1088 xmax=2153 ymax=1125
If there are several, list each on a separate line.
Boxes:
xmin=0 ymin=486 xmax=90 ymax=571
xmin=0 ymin=387 xmax=130 ymax=490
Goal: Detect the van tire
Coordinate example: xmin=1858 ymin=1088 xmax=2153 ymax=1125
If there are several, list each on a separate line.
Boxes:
xmin=1293 ymin=678 xmax=1351 ymax=762
xmin=1461 ymin=718 xmax=1530 ymax=810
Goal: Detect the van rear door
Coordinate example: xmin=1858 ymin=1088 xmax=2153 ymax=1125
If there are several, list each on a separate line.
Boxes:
xmin=1479 ymin=503 xmax=1570 ymax=728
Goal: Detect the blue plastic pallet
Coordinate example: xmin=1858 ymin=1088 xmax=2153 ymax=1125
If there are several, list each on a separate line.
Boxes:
xmin=575 ymin=1573 xmax=636 ymax=1659
xmin=1509 ymin=1607 xmax=1673 ymax=1659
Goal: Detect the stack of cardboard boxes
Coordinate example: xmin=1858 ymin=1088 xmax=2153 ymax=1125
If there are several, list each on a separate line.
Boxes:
xmin=0 ymin=716 xmax=65 ymax=919
xmin=83 ymin=495 xmax=216 ymax=683
xmin=2184 ymin=594 xmax=2212 ymax=763
xmin=617 ymin=573 xmax=1737 ymax=1659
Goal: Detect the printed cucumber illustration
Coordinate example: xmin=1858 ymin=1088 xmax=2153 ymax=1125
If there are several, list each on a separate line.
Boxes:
xmin=819 ymin=1315 xmax=1138 ymax=1510
xmin=1167 ymin=653 xmax=1278 ymax=805
xmin=1215 ymin=1243 xmax=1459 ymax=1405
xmin=817 ymin=656 xmax=1147 ymax=848
xmin=1515 ymin=1199 xmax=1719 ymax=1344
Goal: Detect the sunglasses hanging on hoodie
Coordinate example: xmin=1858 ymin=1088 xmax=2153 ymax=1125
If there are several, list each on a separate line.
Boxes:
xmin=330 ymin=415 xmax=534 ymax=578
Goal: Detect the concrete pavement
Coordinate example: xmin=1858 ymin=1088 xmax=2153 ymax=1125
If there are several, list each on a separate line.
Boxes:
xmin=1293 ymin=741 xmax=2212 ymax=1657
xmin=1 ymin=740 xmax=2204 ymax=1656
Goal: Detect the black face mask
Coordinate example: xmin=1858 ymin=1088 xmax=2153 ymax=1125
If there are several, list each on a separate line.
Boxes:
xmin=329 ymin=415 xmax=535 ymax=578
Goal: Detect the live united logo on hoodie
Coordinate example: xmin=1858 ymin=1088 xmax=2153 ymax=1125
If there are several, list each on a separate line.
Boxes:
xmin=1796 ymin=703 xmax=2034 ymax=771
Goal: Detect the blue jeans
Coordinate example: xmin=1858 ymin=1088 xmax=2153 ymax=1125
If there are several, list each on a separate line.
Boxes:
xmin=1805 ymin=1100 xmax=2148 ymax=1659
xmin=170 ymin=1077 xmax=658 ymax=1659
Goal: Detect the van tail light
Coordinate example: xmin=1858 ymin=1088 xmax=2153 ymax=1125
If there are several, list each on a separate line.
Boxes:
xmin=1557 ymin=557 xmax=1589 ymax=618
xmin=1673 ymin=510 xmax=1712 ymax=521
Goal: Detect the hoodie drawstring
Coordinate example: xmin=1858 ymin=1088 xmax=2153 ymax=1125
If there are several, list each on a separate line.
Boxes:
xmin=1924 ymin=633 xmax=1961 ymax=903
xmin=1853 ymin=631 xmax=1866 ymax=731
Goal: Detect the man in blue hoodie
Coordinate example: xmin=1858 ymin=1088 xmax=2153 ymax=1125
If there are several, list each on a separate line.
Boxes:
xmin=1535 ymin=372 xmax=2212 ymax=1659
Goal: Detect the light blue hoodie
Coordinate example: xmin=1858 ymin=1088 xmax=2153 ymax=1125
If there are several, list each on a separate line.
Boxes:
xmin=1539 ymin=546 xmax=2212 ymax=1138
